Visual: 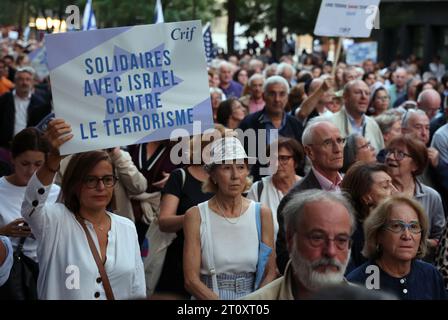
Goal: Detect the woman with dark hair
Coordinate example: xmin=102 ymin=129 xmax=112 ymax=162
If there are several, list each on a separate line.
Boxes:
xmin=233 ymin=68 xmax=248 ymax=87
xmin=367 ymin=86 xmax=390 ymax=116
xmin=0 ymin=128 xmax=60 ymax=299
xmin=385 ymin=135 xmax=445 ymax=256
xmin=21 ymin=119 xmax=145 ymax=299
xmin=341 ymin=162 xmax=395 ymax=273
xmin=216 ymin=98 xmax=247 ymax=129
xmin=341 ymin=133 xmax=377 ymax=173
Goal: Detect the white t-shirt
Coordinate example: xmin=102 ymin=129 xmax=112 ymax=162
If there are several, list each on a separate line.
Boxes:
xmin=0 ymin=176 xmax=60 ymax=262
xmin=13 ymin=91 xmax=31 ymax=136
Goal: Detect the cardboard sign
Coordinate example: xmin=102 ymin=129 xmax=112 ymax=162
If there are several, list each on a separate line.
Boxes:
xmin=45 ymin=20 xmax=213 ymax=155
xmin=314 ymin=0 xmax=381 ymax=38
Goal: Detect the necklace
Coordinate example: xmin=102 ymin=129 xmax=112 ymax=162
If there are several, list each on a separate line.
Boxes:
xmin=215 ymin=196 xmax=243 ymax=225
xmin=83 ymin=216 xmax=109 ymax=232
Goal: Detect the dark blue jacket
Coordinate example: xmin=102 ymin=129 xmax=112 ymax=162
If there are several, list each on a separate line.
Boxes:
xmin=347 ymin=259 xmax=447 ymax=300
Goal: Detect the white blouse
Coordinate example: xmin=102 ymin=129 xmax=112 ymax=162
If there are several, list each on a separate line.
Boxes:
xmin=22 ymin=173 xmax=146 ymax=300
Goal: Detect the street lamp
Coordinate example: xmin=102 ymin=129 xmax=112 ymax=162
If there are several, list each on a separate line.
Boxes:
xmin=35 ymin=17 xmax=47 ymax=31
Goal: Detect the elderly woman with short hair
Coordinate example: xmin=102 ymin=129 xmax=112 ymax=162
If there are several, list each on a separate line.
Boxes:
xmin=183 ymin=137 xmax=277 ymax=300
xmin=385 ymin=135 xmax=445 ymax=252
xmin=347 ymin=195 xmax=447 ymax=299
xmin=341 ymin=133 xmax=377 ymax=173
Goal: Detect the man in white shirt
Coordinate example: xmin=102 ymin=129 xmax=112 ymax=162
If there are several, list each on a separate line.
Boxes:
xmin=0 ymin=67 xmax=46 ymax=149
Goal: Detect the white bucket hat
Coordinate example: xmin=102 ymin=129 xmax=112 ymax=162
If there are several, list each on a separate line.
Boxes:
xmin=204 ymin=136 xmax=255 ymax=171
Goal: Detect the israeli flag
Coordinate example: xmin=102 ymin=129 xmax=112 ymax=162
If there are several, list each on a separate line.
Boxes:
xmin=153 ymin=0 xmax=164 ymax=24
xmin=82 ymin=0 xmax=97 ymax=31
xmin=202 ymin=22 xmax=214 ymax=64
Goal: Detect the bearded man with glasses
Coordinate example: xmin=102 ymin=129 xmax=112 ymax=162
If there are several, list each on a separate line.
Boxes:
xmin=245 ymin=190 xmax=355 ymax=300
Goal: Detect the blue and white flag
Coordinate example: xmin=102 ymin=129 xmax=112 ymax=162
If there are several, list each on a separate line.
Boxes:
xmin=82 ymin=0 xmax=97 ymax=31
xmin=153 ymin=0 xmax=164 ymax=24
xmin=202 ymin=22 xmax=214 ymax=64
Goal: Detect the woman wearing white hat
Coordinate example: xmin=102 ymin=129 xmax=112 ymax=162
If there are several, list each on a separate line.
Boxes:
xmin=183 ymin=136 xmax=277 ymax=300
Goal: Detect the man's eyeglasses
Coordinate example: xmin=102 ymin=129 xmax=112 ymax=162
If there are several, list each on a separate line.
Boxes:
xmin=383 ymin=220 xmax=422 ymax=234
xmin=386 ymin=149 xmax=412 ymax=161
xmin=305 ymin=232 xmax=351 ymax=250
xmin=309 ymin=137 xmax=346 ymax=149
xmin=83 ymin=175 xmax=118 ymax=189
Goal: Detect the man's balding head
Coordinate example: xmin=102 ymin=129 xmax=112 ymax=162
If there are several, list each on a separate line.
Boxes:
xmin=417 ymin=89 xmax=441 ymax=120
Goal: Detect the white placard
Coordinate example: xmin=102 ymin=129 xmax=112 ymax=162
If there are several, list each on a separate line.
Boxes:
xmin=314 ymin=0 xmax=381 ymax=38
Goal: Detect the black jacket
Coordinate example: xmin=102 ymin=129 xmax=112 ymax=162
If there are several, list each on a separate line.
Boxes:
xmin=0 ymin=91 xmax=47 ymax=148
xmin=275 ymin=170 xmax=322 ymax=274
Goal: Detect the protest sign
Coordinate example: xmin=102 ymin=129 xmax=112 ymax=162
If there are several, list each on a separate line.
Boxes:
xmin=346 ymin=41 xmax=378 ymax=65
xmin=314 ymin=0 xmax=380 ymax=38
xmin=45 ymin=20 xmax=213 ymax=155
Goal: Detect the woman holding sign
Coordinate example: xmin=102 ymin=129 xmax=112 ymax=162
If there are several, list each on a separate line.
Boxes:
xmin=21 ymin=119 xmax=145 ymax=300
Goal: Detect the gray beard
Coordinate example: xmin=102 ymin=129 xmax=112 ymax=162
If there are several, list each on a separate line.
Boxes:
xmin=290 ymin=241 xmax=350 ymax=292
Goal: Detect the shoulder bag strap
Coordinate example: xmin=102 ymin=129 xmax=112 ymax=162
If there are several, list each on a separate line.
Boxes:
xmin=76 ymin=215 xmax=115 ymax=300
xmin=257 ymin=180 xmax=264 ymax=201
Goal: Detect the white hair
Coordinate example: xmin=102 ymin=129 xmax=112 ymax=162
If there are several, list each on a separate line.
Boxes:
xmin=301 ymin=116 xmax=335 ymax=146
xmin=401 ymin=109 xmax=428 ymax=128
xmin=263 ymin=75 xmax=290 ymax=94
xmin=248 ymin=73 xmax=265 ymax=87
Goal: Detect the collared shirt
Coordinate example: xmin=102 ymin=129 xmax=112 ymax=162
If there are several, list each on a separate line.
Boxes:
xmin=347 ymin=113 xmax=366 ymax=137
xmin=262 ymin=111 xmax=287 ymax=145
xmin=312 ymin=167 xmax=342 ymax=192
xmin=13 ymin=89 xmax=32 ymax=135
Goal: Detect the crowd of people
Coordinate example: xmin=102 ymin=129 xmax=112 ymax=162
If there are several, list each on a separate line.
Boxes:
xmin=1 ymin=30 xmax=448 ymax=300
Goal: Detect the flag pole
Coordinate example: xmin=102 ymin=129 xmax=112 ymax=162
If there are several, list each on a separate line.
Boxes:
xmin=332 ymin=37 xmax=343 ymax=77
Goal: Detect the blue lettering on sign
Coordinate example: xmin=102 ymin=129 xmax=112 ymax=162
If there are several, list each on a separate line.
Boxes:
xmin=170 ymin=26 xmax=197 ymax=42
